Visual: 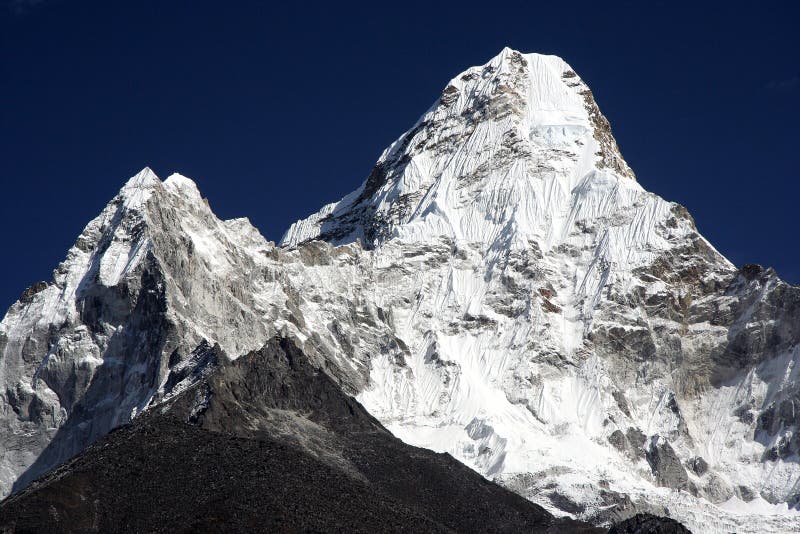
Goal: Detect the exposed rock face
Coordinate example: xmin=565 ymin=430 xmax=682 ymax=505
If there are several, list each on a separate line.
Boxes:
xmin=1 ymin=48 xmax=799 ymax=533
xmin=608 ymin=513 xmax=692 ymax=534
xmin=646 ymin=437 xmax=689 ymax=491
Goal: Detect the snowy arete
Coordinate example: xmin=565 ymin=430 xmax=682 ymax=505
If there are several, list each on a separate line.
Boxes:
xmin=2 ymin=49 xmax=799 ymax=533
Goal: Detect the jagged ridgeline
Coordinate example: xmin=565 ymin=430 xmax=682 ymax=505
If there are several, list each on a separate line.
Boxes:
xmin=1 ymin=48 xmax=799 ymax=533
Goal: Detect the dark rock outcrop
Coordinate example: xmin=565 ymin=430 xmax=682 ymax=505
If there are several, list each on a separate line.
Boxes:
xmin=608 ymin=513 xmax=692 ymax=534
xmin=0 ymin=336 xmax=599 ymax=534
xmin=646 ymin=437 xmax=689 ymax=491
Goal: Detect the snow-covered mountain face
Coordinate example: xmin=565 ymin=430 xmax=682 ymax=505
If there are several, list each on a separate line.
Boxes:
xmin=1 ymin=48 xmax=799 ymax=532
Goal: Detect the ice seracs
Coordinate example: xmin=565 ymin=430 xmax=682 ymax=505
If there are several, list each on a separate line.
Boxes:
xmin=1 ymin=49 xmax=800 ymax=533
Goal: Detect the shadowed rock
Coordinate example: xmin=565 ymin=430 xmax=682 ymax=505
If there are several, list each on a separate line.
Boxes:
xmin=0 ymin=336 xmax=600 ymax=534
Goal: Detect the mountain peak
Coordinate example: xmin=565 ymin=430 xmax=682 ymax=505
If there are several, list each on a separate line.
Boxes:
xmin=117 ymin=169 xmax=207 ymax=211
xmin=119 ymin=167 xmax=161 ymax=209
xmin=443 ymin=48 xmax=634 ymax=180
xmin=487 ymin=46 xmax=563 ymax=67
xmin=122 ymin=166 xmax=160 ymax=190
xmin=164 ymin=173 xmax=203 ymax=203
xmin=281 ymin=49 xmax=635 ymax=249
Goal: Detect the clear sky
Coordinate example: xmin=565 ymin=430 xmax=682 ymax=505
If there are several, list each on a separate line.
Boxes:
xmin=1 ymin=0 xmax=798 ymax=310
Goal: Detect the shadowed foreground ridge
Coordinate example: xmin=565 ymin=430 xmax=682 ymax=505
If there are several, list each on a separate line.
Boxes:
xmin=608 ymin=513 xmax=691 ymax=534
xmin=0 ymin=336 xmax=605 ymax=533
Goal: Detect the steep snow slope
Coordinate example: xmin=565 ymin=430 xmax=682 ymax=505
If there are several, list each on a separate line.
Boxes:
xmin=281 ymin=48 xmax=800 ymax=532
xmin=1 ymin=48 xmax=799 ymax=533
xmin=284 ymin=50 xmax=634 ymax=251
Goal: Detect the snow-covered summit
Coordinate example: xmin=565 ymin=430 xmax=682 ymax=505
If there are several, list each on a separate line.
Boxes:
xmin=281 ymin=48 xmax=635 ymax=250
xmin=163 ymin=172 xmax=205 ymax=202
xmin=0 ymin=167 xmax=279 ymax=495
xmin=280 ymin=48 xmax=725 ymax=325
xmin=118 ymin=166 xmax=160 ymax=208
xmin=122 ymin=166 xmax=160 ymax=189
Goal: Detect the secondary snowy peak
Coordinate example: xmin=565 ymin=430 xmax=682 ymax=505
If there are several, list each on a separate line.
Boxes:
xmin=0 ymin=168 xmax=284 ymax=497
xmin=122 ymin=165 xmax=159 ymax=190
xmin=0 ymin=166 xmax=395 ymax=500
xmin=281 ymin=47 xmax=635 ymax=249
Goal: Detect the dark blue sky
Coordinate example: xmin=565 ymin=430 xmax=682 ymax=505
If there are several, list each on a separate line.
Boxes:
xmin=1 ymin=0 xmax=798 ymax=309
